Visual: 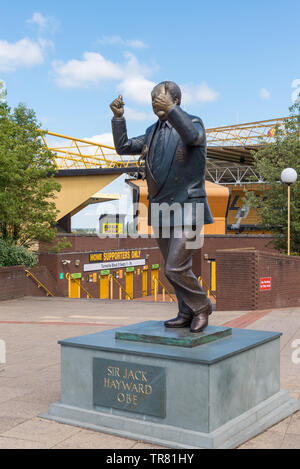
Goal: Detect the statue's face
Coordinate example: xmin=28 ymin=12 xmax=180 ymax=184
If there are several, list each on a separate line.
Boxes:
xmin=151 ymin=84 xmax=164 ymax=117
xmin=151 ymin=84 xmax=176 ymax=119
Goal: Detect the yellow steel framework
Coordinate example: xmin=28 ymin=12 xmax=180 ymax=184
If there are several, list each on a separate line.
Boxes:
xmin=206 ymin=117 xmax=291 ymax=146
xmin=42 ymin=117 xmax=291 ymax=170
xmin=41 ymin=132 xmax=139 ymax=170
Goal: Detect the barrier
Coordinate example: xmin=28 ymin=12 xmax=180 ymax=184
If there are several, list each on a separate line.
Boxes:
xmin=25 ymin=270 xmax=54 ymax=297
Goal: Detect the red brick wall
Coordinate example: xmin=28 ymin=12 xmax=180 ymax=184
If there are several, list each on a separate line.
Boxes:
xmin=216 ymin=249 xmax=300 ymax=311
xmin=38 ymin=234 xmax=276 ymax=300
xmin=256 ymin=251 xmax=300 ymax=309
xmin=192 ymin=234 xmax=275 ymax=287
xmin=39 ymin=234 xmax=158 ymax=253
xmin=39 ymin=245 xmax=165 ymax=298
xmin=1 ymin=236 xmax=280 ymax=304
xmin=0 ymin=265 xmax=63 ymax=301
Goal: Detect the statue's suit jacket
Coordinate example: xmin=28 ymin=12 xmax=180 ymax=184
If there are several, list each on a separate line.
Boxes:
xmin=111 ymin=105 xmax=214 ymax=228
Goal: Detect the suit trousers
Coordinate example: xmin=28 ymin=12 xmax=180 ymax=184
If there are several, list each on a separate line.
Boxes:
xmin=154 ymin=226 xmax=210 ymax=315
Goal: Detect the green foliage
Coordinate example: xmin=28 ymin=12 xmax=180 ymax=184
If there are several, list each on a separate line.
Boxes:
xmin=0 ymin=239 xmax=37 ymax=267
xmin=246 ymin=100 xmax=300 ymax=253
xmin=0 ymin=100 xmax=61 ymax=247
xmin=46 ymin=236 xmax=72 ymax=253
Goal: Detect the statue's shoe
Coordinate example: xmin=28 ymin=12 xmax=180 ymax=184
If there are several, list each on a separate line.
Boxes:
xmin=190 ymin=303 xmax=213 ymax=333
xmin=164 ymin=313 xmax=192 ymax=328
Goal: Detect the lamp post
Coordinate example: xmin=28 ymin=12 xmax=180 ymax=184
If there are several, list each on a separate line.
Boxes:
xmin=280 ymin=168 xmax=298 ymax=255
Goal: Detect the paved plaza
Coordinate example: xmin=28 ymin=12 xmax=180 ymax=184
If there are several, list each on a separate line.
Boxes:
xmin=0 ymin=297 xmax=299 ymax=449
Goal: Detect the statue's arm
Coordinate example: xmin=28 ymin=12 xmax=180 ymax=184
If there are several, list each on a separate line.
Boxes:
xmin=111 ymin=117 xmax=145 ymax=155
xmin=166 ymin=106 xmax=205 ymax=146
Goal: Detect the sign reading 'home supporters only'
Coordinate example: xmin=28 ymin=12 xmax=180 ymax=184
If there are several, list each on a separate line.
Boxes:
xmin=93 ymin=358 xmax=166 ymax=418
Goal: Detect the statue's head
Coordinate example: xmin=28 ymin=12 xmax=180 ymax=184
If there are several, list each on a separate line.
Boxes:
xmin=151 ymin=81 xmax=181 ymax=118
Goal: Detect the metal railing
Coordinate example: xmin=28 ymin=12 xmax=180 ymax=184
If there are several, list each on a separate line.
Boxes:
xmin=109 ymin=274 xmax=133 ymax=300
xmin=66 ymin=273 xmax=93 ymax=298
xmin=206 ymin=117 xmax=292 ymax=147
xmin=152 ymin=276 xmax=215 ymax=303
xmin=198 ymin=276 xmax=216 ymax=300
xmin=153 ymin=277 xmax=175 ymax=303
xmin=42 ymin=131 xmax=140 ymax=170
xmin=25 ymin=270 xmax=54 ymax=297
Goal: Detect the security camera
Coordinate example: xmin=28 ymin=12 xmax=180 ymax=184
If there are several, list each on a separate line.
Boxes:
xmin=61 ymin=260 xmax=71 ymax=265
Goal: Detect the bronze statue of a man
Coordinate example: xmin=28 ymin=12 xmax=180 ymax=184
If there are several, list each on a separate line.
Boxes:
xmin=110 ymin=81 xmax=214 ymax=332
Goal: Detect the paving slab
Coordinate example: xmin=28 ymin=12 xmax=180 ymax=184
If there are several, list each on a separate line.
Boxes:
xmin=0 ymin=297 xmax=299 ymax=449
xmin=0 ymin=436 xmax=48 ymax=449
xmin=238 ymin=430 xmax=284 ymax=449
xmin=2 ymin=417 xmax=81 ymax=446
xmin=51 ymin=428 xmax=139 ymax=449
xmin=280 ymin=433 xmax=300 ymax=448
xmin=286 ymin=414 xmax=300 ymax=435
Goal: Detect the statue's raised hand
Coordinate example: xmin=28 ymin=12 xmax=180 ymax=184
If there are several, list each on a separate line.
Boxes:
xmin=110 ymin=95 xmax=125 ymax=118
xmin=153 ymin=84 xmax=174 ymax=118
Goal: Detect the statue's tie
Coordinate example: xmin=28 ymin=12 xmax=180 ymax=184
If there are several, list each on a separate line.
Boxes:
xmin=151 ymin=121 xmax=166 ymax=181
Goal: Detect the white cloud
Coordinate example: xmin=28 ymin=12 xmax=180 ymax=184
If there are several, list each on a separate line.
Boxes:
xmin=84 ymin=133 xmax=114 ymax=147
xmin=27 ymin=12 xmax=58 ymax=34
xmin=116 ymin=53 xmax=155 ymax=105
xmin=50 ymin=49 xmax=218 ymax=116
xmin=126 ymin=106 xmax=153 ymax=121
xmin=0 ymin=37 xmax=48 ymax=72
xmin=27 ymin=12 xmax=47 ymax=28
xmin=52 ymin=52 xmax=123 ymax=88
xmin=117 ymin=76 xmax=155 ymax=105
xmin=181 ymin=82 xmax=219 ymax=106
xmin=97 ymin=36 xmax=146 ymax=49
xmin=260 ymin=87 xmax=271 ymax=100
xmin=51 ymin=50 xmax=156 ymax=106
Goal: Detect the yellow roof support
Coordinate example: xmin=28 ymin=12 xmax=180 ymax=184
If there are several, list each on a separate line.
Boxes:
xmin=42 ymin=116 xmax=291 ymax=171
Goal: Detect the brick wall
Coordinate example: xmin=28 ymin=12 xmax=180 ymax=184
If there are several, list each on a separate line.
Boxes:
xmin=192 ymin=234 xmax=275 ymax=288
xmin=39 ymin=234 xmax=158 ymax=253
xmin=256 ymin=251 xmax=300 ymax=309
xmin=0 ymin=265 xmax=63 ymax=301
xmin=38 ymin=234 xmax=276 ymax=300
xmin=216 ymin=249 xmax=300 ymax=311
xmin=39 ymin=246 xmax=165 ymax=299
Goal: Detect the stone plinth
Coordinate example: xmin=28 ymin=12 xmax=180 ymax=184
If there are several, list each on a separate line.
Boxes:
xmin=41 ymin=321 xmax=299 ymax=448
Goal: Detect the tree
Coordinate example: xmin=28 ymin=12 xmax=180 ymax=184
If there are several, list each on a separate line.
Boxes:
xmin=0 ymin=100 xmax=61 ymax=247
xmin=0 ymin=239 xmax=37 ymax=267
xmin=246 ymin=100 xmax=300 ymax=254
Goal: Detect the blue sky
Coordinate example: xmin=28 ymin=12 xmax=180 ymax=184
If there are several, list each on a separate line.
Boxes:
xmin=1 ymin=0 xmax=299 ymax=227
xmin=1 ymin=0 xmax=299 ymax=138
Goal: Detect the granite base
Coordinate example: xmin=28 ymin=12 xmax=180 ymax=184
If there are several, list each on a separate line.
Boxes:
xmin=41 ymin=321 xmax=299 ymax=448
